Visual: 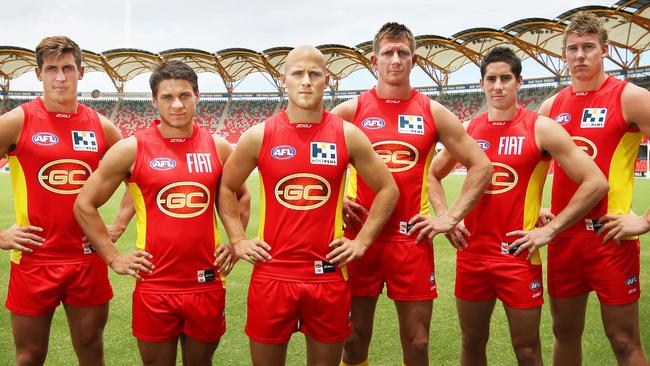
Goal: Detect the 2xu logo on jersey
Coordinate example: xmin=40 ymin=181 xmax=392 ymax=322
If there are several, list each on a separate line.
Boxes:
xmin=156 ymin=182 xmax=210 ymax=218
xmin=38 ymin=159 xmax=92 ymax=194
xmin=373 ymin=141 xmax=419 ymax=172
xmin=275 ymin=173 xmax=331 ymax=210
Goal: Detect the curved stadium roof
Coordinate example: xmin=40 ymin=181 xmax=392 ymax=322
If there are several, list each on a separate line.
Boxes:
xmin=0 ymin=0 xmax=648 ymax=93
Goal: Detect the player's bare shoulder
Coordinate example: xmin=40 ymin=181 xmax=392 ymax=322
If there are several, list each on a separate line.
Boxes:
xmin=330 ymin=98 xmax=358 ymax=121
xmin=621 ymin=81 xmax=650 ymax=129
xmin=0 ymin=105 xmax=26 ymax=151
xmin=97 ymin=113 xmax=122 ymax=148
xmin=538 ymin=93 xmax=558 ymax=117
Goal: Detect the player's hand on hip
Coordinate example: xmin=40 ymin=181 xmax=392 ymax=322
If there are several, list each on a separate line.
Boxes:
xmin=407 ymin=214 xmax=456 ymax=243
xmin=343 ymin=197 xmax=368 ymax=232
xmin=506 ymin=226 xmax=554 ymax=260
xmin=536 ymin=208 xmax=555 ymax=227
xmin=82 ymin=223 xmax=125 ymax=247
xmin=214 ymin=244 xmax=238 ymax=275
xmin=598 ymin=212 xmax=648 ymax=244
xmin=326 ymin=238 xmax=368 ymax=266
xmin=0 ymin=224 xmax=45 ymax=253
xmin=233 ymin=239 xmax=271 ymax=265
xmin=109 ymin=251 xmax=154 ymax=281
xmin=445 ymin=221 xmax=470 ymax=251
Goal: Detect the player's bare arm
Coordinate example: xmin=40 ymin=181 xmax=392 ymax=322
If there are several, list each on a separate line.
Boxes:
xmin=95 ymin=114 xmax=134 ymax=243
xmin=330 ymin=98 xmax=369 ymax=230
xmin=597 ymin=83 xmax=650 ymax=241
xmin=408 ymin=102 xmax=492 ymax=242
xmin=0 ymin=106 xmax=46 ymax=251
xmin=218 ymin=124 xmax=271 ymax=265
xmin=326 ymin=122 xmax=398 ymax=265
xmin=74 ymin=137 xmax=154 ymax=280
xmin=533 ymin=95 xmax=559 ymax=226
xmin=507 ymin=116 xmax=608 ymax=258
xmin=213 ymin=135 xmax=251 ymax=274
xmin=427 ymin=120 xmax=472 ymax=250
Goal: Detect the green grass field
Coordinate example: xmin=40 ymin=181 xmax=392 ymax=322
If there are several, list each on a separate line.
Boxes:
xmin=0 ymin=173 xmax=648 ymax=365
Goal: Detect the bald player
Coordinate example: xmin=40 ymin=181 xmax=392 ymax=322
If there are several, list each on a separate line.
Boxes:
xmin=217 ymin=46 xmax=398 ymax=366
xmin=429 ymin=46 xmax=607 ymax=366
xmin=75 ymin=60 xmax=249 ymax=365
xmin=332 ymin=23 xmax=492 ymax=366
xmin=538 ymin=11 xmax=650 ymax=365
xmin=0 ymin=36 xmax=128 ymax=366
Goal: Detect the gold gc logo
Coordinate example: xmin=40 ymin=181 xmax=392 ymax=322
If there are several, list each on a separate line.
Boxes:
xmin=38 ymin=159 xmax=92 ymax=194
xmin=275 ymin=173 xmax=331 ymax=210
xmin=485 ymin=162 xmax=518 ymax=194
xmin=156 ymin=182 xmax=210 ymax=218
xmin=572 ymin=136 xmax=598 ymax=159
xmin=373 ymin=140 xmax=419 ymax=172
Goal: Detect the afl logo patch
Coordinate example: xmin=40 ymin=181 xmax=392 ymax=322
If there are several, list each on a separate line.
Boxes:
xmin=150 ymin=158 xmax=176 ymax=171
xmin=32 ymin=132 xmax=59 ymax=146
xmin=361 ymin=118 xmax=385 ymax=130
xmin=476 ymin=140 xmax=490 ymax=151
xmin=555 ymin=113 xmax=571 ymax=125
xmin=529 ymin=280 xmax=542 ymax=291
xmin=271 ymin=145 xmax=296 ymax=160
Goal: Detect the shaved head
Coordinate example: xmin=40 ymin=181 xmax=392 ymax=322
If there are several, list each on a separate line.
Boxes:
xmin=285 ymin=45 xmax=327 ymax=72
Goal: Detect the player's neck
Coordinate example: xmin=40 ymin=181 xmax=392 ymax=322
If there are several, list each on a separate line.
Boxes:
xmin=157 ymin=122 xmax=194 ymax=138
xmin=375 ymin=82 xmax=412 ymax=100
xmin=571 ymin=71 xmax=608 ymax=92
xmin=285 ymin=105 xmax=323 ymax=124
xmin=41 ymin=96 xmax=78 ymax=114
xmin=487 ymin=104 xmax=518 ymax=121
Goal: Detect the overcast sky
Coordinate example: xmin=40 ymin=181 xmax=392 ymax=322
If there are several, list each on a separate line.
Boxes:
xmin=2 ymin=0 xmax=623 ymax=93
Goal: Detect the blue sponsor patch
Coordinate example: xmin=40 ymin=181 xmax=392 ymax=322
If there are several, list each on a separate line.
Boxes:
xmin=361 ymin=118 xmax=385 ymax=130
xmin=150 ymin=158 xmax=176 ymax=170
xmin=271 ymin=145 xmax=296 ymax=160
xmin=555 ymin=113 xmax=571 ymax=125
xmin=32 ymin=132 xmax=59 ymax=146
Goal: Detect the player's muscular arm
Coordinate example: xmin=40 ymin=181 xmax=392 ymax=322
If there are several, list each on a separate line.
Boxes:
xmin=74 ymin=137 xmax=153 ymax=280
xmin=218 ymin=124 xmax=271 ymax=265
xmin=409 ymin=103 xmax=492 ymax=242
xmin=537 ymin=94 xmax=557 ymax=118
xmin=327 ymin=123 xmax=398 ymax=265
xmin=97 ymin=115 xmax=134 ymax=242
xmin=330 ymin=98 xmax=368 ymax=230
xmin=215 ymin=136 xmax=251 ymax=230
xmin=507 ymin=117 xmax=608 ymax=258
xmin=426 ymin=121 xmax=472 ymax=249
xmin=596 ymin=83 xmax=650 ymax=241
xmin=0 ymin=107 xmax=47 ymax=251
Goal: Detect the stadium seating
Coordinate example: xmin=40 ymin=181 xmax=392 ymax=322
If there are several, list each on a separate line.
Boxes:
xmin=434 ymin=92 xmax=485 ymax=121
xmin=112 ymin=100 xmax=158 ymax=137
xmin=220 ymin=99 xmax=278 ymax=143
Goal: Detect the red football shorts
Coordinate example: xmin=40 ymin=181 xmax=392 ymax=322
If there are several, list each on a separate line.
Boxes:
xmin=547 ymin=236 xmax=640 ymax=305
xmin=132 ymin=288 xmax=226 ymax=343
xmin=455 ymin=255 xmax=543 ymax=309
xmin=6 ymin=257 xmax=112 ymax=316
xmin=245 ymin=276 xmax=351 ymax=344
xmin=346 ymin=239 xmax=437 ymax=301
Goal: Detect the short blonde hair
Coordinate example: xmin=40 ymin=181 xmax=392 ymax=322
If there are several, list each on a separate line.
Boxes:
xmin=563 ymin=12 xmax=608 ymax=52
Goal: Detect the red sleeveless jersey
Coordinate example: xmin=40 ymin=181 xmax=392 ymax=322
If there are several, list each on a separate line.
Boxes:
xmin=8 ymin=97 xmax=106 ymax=265
xmin=128 ymin=123 xmax=223 ymax=292
xmin=462 ymin=108 xmax=550 ymax=264
xmin=255 ymin=110 xmax=349 ymax=283
xmin=346 ymin=88 xmax=438 ymax=242
xmin=549 ymin=76 xmax=642 ymax=238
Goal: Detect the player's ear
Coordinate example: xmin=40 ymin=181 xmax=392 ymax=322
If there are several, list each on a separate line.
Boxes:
xmin=280 ymin=73 xmax=286 ymax=89
xmin=78 ymin=66 xmax=84 ymax=80
xmin=411 ymin=54 xmax=417 ymax=69
xmin=35 ymin=67 xmax=42 ymax=81
xmin=324 ymin=73 xmax=330 ymax=90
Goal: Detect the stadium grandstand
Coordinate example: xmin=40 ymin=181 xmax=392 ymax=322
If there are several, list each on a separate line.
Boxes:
xmin=0 ymin=0 xmax=649 ymax=174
